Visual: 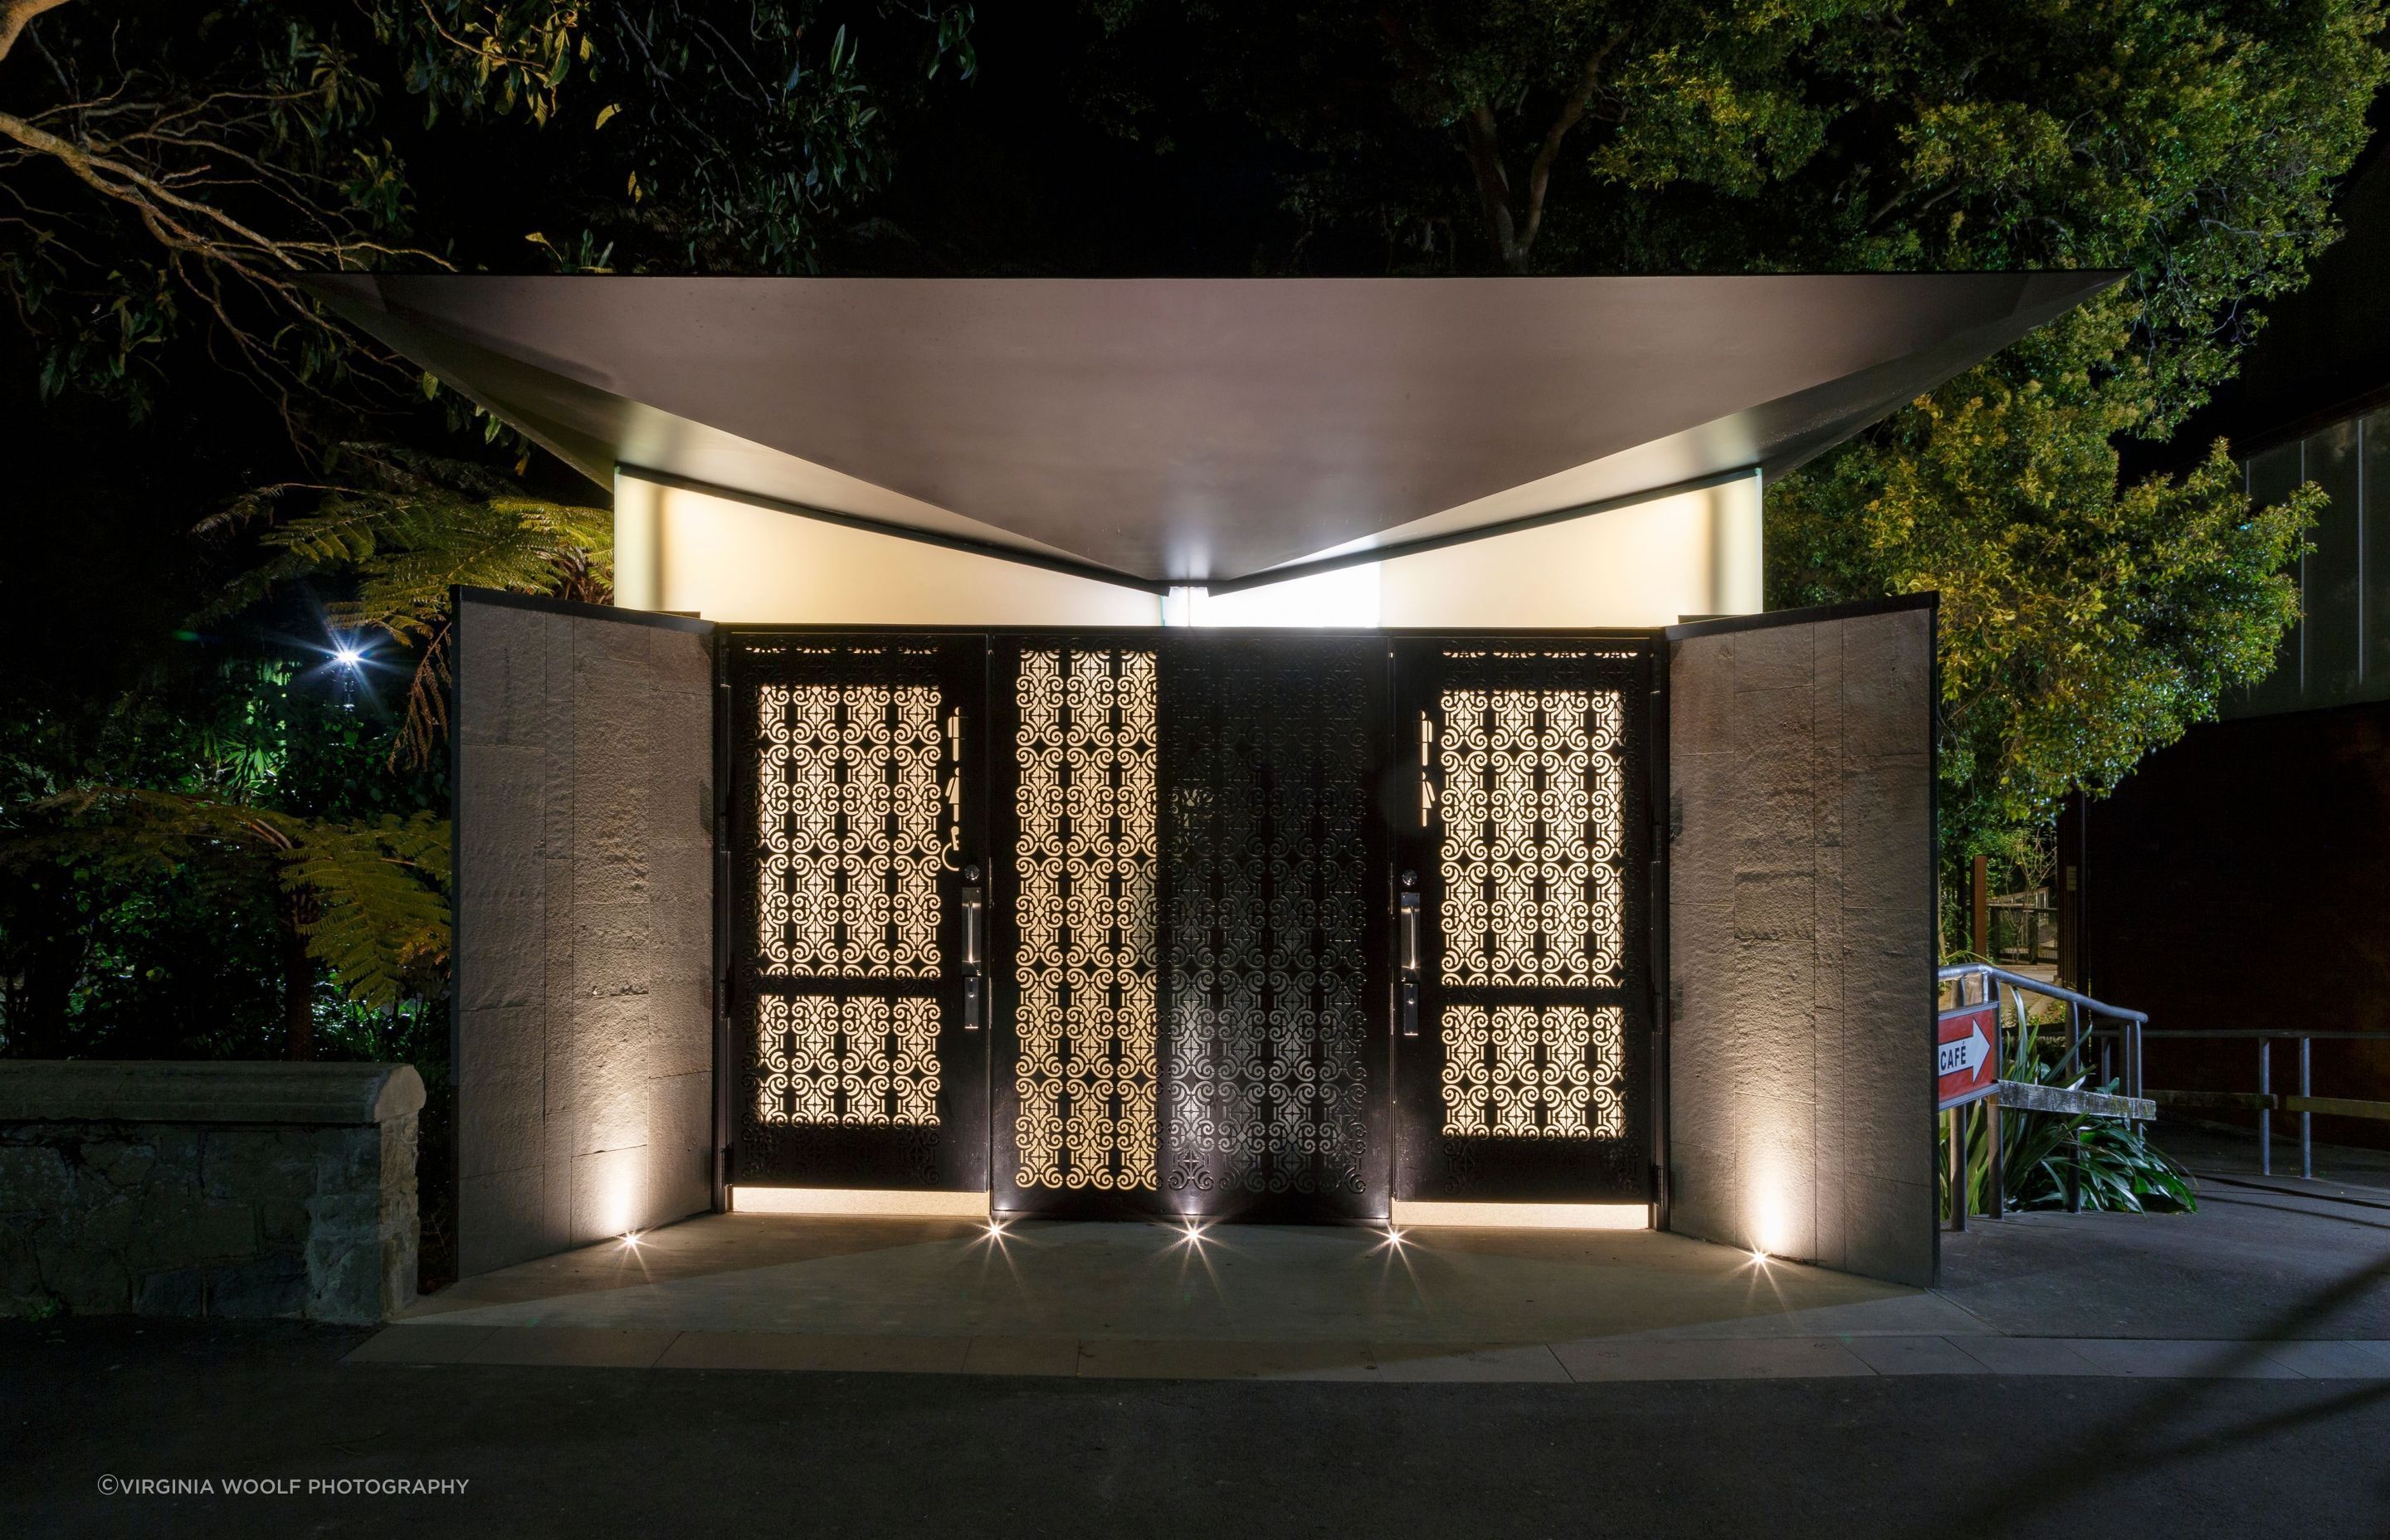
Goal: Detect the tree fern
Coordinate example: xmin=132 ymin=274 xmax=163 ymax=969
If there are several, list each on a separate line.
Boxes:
xmin=281 ymin=812 xmax=452 ymax=1009
xmin=17 ymin=787 xmax=451 ymax=1012
xmin=201 ymin=443 xmax=612 ymax=764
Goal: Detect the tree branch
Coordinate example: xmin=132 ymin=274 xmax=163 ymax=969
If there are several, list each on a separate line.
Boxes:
xmin=1516 ymin=40 xmax=1617 ymax=261
xmin=0 ymin=0 xmax=71 ymax=67
xmin=1458 ymin=103 xmax=1523 ymax=272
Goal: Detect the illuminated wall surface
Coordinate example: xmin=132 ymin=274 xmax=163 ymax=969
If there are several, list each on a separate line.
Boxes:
xmin=452 ymin=597 xmax=716 ymax=1275
xmin=1665 ymin=604 xmax=1937 ymax=1286
xmin=457 ymin=477 xmax=1945 ymax=1277
xmin=615 ymin=471 xmax=1761 ymax=630
xmin=613 ymin=474 xmax=1163 ymax=626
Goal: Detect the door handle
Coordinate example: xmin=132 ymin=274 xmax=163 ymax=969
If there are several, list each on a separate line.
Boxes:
xmin=1398 ymin=882 xmax=1422 ymax=1038
xmin=960 ymin=865 xmax=985 ymax=1032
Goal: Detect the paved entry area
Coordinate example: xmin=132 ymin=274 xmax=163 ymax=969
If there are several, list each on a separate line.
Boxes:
xmin=13 ymin=1148 xmax=2389 ymax=1538
xmin=348 ymin=1183 xmax=2390 ymax=1382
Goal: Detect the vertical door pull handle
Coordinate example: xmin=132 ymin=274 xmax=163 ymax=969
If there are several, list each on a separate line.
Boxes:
xmin=960 ymin=870 xmax=985 ymax=1031
xmin=1398 ymin=889 xmax=1422 ymax=1038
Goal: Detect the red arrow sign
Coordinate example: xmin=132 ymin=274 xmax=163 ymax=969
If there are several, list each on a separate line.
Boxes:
xmin=1938 ymin=1002 xmax=1999 ymax=1110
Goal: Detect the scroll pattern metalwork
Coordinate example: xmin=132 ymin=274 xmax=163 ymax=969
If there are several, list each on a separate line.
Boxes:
xmin=1439 ymin=1005 xmax=1624 ymax=1138
xmin=755 ymin=994 xmax=940 ymax=1127
xmin=1164 ymin=650 xmax=1370 ymax=1198
xmin=1012 ymin=648 xmax=1160 ymax=1190
xmin=1438 ymin=684 xmax=1626 ymax=987
xmin=757 ymin=682 xmax=945 ymax=978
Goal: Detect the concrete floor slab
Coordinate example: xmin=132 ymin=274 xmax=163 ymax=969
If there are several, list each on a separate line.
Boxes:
xmin=960 ymin=1336 xmax=1080 ymax=1377
xmin=2256 ymin=1339 xmax=2390 ymax=1379
xmin=1075 ymin=1338 xmax=1381 ymax=1381
xmin=1842 ymin=1335 xmax=1992 ymax=1376
xmin=1951 ymin=1337 xmax=2102 ymax=1376
xmin=654 ymin=1331 xmax=831 ymax=1371
xmin=365 ymin=1134 xmax=2390 ymax=1386
xmin=807 ymin=1334 xmax=974 ymax=1374
xmin=403 ymin=1214 xmax=1915 ymax=1343
xmin=2055 ymin=1338 xmax=2304 ymax=1380
xmin=1553 ymin=1336 xmax=1875 ymax=1382
xmin=1365 ymin=1343 xmax=1572 ymax=1382
xmin=1621 ymin=1289 xmax=1992 ymax=1340
xmin=459 ymin=1326 xmax=679 ymax=1369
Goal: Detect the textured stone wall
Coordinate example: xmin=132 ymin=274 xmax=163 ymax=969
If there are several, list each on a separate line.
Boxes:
xmin=0 ymin=1063 xmax=424 ymax=1323
xmin=1666 ymin=602 xmax=1936 ymax=1286
xmin=454 ymin=594 xmax=715 ymax=1276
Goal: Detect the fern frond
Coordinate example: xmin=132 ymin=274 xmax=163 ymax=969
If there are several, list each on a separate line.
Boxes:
xmin=9 ymin=788 xmax=452 ymax=1008
xmin=280 ymin=811 xmax=452 ymax=1008
xmin=200 ymin=443 xmax=613 ymax=767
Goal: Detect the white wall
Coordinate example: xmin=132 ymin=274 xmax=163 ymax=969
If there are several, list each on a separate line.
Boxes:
xmin=1379 ymin=474 xmax=1760 ymax=628
xmin=615 ymin=467 xmax=1759 ymax=630
xmin=614 ymin=473 xmax=1163 ymax=625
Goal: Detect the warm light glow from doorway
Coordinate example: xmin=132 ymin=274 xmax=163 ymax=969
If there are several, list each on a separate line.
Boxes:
xmin=1388 ymin=1201 xmax=1650 ymax=1231
xmin=730 ymin=1187 xmax=992 ymax=1219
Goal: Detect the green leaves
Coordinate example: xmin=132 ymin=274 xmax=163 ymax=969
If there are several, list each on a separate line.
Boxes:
xmin=1943 ymin=1006 xmax=2197 ymax=1216
xmin=1770 ymin=358 xmax=2319 ymax=865
xmin=281 ymin=811 xmax=452 ymax=1008
xmin=9 ymin=788 xmax=451 ymax=1010
xmin=201 ymin=442 xmax=613 ymax=764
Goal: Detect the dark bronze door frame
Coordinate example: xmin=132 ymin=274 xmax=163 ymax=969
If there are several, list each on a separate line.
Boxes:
xmin=1388 ymin=640 xmax=1656 ymax=1207
xmin=727 ymin=633 xmax=990 ymax=1192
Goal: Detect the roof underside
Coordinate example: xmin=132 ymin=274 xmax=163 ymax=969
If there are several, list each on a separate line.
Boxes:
xmin=313 ymin=273 xmax=2115 ymax=587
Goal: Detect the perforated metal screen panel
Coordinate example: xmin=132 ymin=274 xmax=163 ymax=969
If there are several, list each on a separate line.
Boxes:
xmin=1156 ymin=637 xmax=1391 ymax=1221
xmin=727 ymin=629 xmax=1655 ymax=1219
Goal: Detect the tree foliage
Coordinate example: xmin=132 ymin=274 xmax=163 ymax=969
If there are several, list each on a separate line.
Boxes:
xmin=201 ymin=444 xmax=614 ymax=763
xmin=22 ymin=787 xmax=450 ymax=1016
xmin=1082 ymin=0 xmax=2387 ymax=867
xmin=0 ymin=653 xmax=449 ymax=1058
xmin=0 ymin=0 xmax=977 ymax=422
xmin=1771 ymin=378 xmax=2324 ymax=858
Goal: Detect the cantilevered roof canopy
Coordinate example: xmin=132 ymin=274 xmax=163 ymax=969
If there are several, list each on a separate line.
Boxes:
xmin=314 ymin=273 xmax=2115 ymax=589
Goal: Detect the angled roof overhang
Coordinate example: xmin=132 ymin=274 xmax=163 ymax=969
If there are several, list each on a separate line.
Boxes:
xmin=310 ymin=273 xmax=2117 ymax=590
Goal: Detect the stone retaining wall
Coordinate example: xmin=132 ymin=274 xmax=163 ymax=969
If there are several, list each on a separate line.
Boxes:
xmin=0 ymin=1062 xmax=424 ymax=1324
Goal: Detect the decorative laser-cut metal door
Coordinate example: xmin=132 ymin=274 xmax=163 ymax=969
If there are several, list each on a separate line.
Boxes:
xmin=990 ymin=638 xmax=1164 ymax=1216
xmin=729 ymin=635 xmax=988 ymax=1192
xmin=1157 ymin=636 xmax=1392 ymax=1222
xmin=1391 ymin=641 xmax=1654 ymax=1205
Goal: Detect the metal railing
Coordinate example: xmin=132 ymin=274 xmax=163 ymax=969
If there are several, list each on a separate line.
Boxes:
xmin=1946 ymin=966 xmax=2390 ymax=1185
xmin=1938 ymin=962 xmax=2151 ymax=1226
xmin=2134 ymin=1029 xmax=2390 ymax=1180
xmin=1939 ymin=962 xmax=2148 ymax=1100
xmin=1985 ymin=899 xmax=2059 ymax=966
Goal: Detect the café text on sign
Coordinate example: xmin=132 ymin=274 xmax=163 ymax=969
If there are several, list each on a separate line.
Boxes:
xmin=1937 ymin=1002 xmax=1999 ymax=1111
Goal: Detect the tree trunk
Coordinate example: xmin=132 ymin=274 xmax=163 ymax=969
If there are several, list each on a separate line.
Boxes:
xmin=5 ymin=928 xmax=83 ymax=1057
xmin=279 ymin=893 xmax=316 ymax=1060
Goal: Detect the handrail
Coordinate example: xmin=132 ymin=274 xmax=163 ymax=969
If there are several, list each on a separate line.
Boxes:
xmin=1939 ymin=961 xmax=2145 ymax=1101
xmin=1942 ymin=968 xmax=2374 ymax=1184
xmin=2121 ymin=1024 xmax=2387 ymax=1181
xmin=1937 ymin=962 xmax=2151 ymax=1226
xmin=1935 ymin=962 xmax=2148 ymax=1024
